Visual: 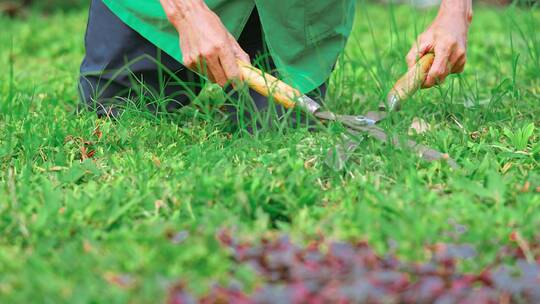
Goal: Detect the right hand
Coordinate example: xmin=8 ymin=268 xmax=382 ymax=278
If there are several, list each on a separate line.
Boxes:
xmin=405 ymin=1 xmax=472 ymax=88
xmin=160 ymin=0 xmax=250 ymax=87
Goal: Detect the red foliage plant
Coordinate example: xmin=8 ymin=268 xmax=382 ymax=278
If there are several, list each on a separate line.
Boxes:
xmin=168 ymin=231 xmax=540 ymax=304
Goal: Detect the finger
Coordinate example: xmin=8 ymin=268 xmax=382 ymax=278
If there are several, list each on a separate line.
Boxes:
xmin=449 ymin=47 xmax=467 ymax=74
xmin=234 ymin=45 xmax=250 ymax=64
xmin=425 ymin=46 xmax=451 ymax=88
xmin=181 ymin=49 xmax=198 ymax=73
xmin=184 ymin=55 xmax=199 ymax=73
xmin=229 ymin=34 xmax=250 ymax=63
xmin=180 ymin=29 xmax=199 ymax=69
xmin=190 ymin=53 xmax=217 ymax=83
xmin=219 ymin=46 xmax=242 ymax=86
xmin=204 ymin=54 xmax=227 ymax=86
xmin=453 ymin=57 xmax=466 ymax=74
xmin=406 ymin=40 xmax=432 ymax=68
xmin=195 ymin=57 xmax=218 ymax=83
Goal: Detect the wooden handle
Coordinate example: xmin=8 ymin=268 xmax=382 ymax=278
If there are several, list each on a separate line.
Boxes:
xmin=237 ymin=60 xmax=301 ymax=109
xmin=383 ymin=53 xmax=435 ymax=111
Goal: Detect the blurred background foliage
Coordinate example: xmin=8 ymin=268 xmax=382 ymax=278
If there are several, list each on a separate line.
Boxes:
xmin=1 ymin=0 xmax=86 ymax=17
xmin=0 ymin=0 xmax=537 ymax=18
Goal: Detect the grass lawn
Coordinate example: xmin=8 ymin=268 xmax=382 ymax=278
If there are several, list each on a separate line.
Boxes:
xmin=1 ymin=2 xmax=539 ymax=303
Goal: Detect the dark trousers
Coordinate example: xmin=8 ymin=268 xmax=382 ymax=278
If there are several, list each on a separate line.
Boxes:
xmin=79 ymin=0 xmax=326 ymax=126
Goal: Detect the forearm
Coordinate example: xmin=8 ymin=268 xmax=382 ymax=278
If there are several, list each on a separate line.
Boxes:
xmin=438 ymin=0 xmax=473 ymax=24
xmin=159 ymin=0 xmax=249 ymax=86
xmin=407 ymin=0 xmax=472 ymax=87
xmin=159 ymin=0 xmax=210 ymax=25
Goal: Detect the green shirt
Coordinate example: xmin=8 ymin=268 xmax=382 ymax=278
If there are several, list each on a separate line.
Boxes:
xmin=102 ymin=0 xmax=355 ymax=93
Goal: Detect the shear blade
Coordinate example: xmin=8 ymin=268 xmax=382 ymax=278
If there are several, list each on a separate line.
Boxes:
xmin=325 ymin=135 xmax=365 ymax=171
xmin=314 ymin=111 xmax=379 ymax=127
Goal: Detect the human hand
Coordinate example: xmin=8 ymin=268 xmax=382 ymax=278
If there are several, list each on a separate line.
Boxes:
xmin=160 ymin=0 xmax=250 ymax=87
xmin=406 ymin=0 xmax=473 ymax=88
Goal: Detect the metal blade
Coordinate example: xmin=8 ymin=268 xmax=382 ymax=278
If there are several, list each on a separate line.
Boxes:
xmin=325 ymin=134 xmax=365 ymax=171
xmin=357 ymin=125 xmax=459 ymax=168
xmin=326 ymin=125 xmax=459 ymax=171
xmin=297 ymin=95 xmax=322 ymax=114
xmin=320 ymin=110 xmax=386 ymax=171
xmin=314 ymin=111 xmax=379 ymax=128
xmin=307 ymin=101 xmax=458 ymax=170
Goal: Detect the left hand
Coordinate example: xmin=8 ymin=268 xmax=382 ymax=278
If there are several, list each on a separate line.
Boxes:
xmin=406 ymin=2 xmax=473 ymax=88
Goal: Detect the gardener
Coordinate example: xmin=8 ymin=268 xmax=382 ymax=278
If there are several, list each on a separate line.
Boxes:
xmin=79 ymin=0 xmax=472 ymax=118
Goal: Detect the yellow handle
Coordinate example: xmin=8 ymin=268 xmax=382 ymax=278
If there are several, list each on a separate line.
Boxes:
xmin=384 ymin=53 xmax=435 ymax=110
xmin=238 ymin=54 xmax=434 ymax=112
xmin=237 ymin=60 xmax=300 ymax=109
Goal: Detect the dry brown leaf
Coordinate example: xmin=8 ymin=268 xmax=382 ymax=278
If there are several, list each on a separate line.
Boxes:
xmin=408 ymin=117 xmax=431 ymax=136
xmin=152 ymin=155 xmax=161 ymax=167
xmin=501 ymin=162 xmax=512 ymax=174
xmin=519 ymin=181 xmax=531 ymax=193
xmin=80 ymin=146 xmax=96 ymax=161
xmin=470 ymin=131 xmax=481 ymax=141
xmin=49 ymin=166 xmax=65 ymax=172
xmin=154 ymin=200 xmax=165 ymax=212
xmin=304 ymin=157 xmax=317 ymax=169
xmin=83 ymin=240 xmax=93 ymax=253
xmin=103 ymin=272 xmax=136 ymax=289
xmin=509 ymin=231 xmax=534 ymax=263
xmin=93 ymin=125 xmax=103 ymax=141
